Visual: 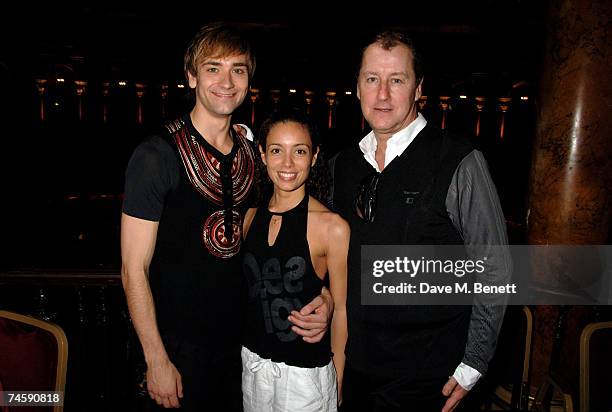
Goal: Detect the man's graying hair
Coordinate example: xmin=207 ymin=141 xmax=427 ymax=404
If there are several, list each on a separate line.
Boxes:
xmin=360 ymin=30 xmax=423 ymax=85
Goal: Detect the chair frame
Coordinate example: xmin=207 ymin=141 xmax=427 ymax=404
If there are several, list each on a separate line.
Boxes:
xmin=489 ymin=305 xmax=534 ymax=411
xmin=579 ymin=320 xmax=612 ymax=412
xmin=517 ymin=305 xmax=534 ymax=409
xmin=0 ymin=310 xmax=68 ymax=412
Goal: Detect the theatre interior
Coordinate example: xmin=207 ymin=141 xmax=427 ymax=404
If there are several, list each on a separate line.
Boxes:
xmin=0 ymin=2 xmax=610 ymax=411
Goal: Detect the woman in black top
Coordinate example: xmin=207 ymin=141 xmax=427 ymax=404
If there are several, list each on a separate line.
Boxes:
xmin=241 ymin=109 xmax=349 ymax=411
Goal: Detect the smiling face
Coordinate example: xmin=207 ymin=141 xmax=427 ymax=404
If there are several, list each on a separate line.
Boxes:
xmin=357 ymin=42 xmax=422 ymax=140
xmin=260 ymin=121 xmax=319 ymax=195
xmin=187 ymin=53 xmax=250 ymax=118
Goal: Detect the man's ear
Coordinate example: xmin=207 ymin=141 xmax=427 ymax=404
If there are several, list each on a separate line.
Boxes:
xmin=311 ymin=147 xmax=320 ymax=167
xmin=259 ymin=145 xmax=267 ymax=166
xmin=356 ymin=84 xmax=361 ymax=100
xmin=187 ymin=70 xmax=197 ymax=89
xmin=415 ymin=78 xmax=423 ymax=102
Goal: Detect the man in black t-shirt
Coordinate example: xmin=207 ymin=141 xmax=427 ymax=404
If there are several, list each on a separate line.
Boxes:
xmin=121 ymin=22 xmax=333 ymax=411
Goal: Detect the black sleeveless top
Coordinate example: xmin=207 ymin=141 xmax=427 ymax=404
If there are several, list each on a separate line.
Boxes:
xmin=242 ymin=193 xmax=331 ymax=367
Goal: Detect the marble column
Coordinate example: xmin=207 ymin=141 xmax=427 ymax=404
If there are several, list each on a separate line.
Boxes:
xmin=270 ymin=89 xmax=281 ymax=110
xmin=135 ymin=83 xmax=146 ymax=125
xmin=497 ymin=97 xmax=511 ymax=140
xmin=528 ymin=0 xmax=611 ymax=245
xmin=526 ymin=0 xmax=611 ymax=388
xmin=439 ymin=95 xmax=450 ymax=130
xmin=304 ymin=90 xmax=314 ymax=115
xmin=35 ymin=79 xmax=47 ymax=122
xmin=75 ymin=80 xmax=87 ymax=121
xmin=474 ymin=96 xmax=486 ymax=137
xmin=249 ymin=88 xmax=260 ymax=128
xmin=160 ymin=82 xmax=169 ymax=120
xmin=325 ymin=91 xmax=337 ymax=129
xmin=102 ymin=82 xmax=110 ymax=123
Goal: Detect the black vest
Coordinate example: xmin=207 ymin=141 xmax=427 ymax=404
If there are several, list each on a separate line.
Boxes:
xmin=242 ymin=194 xmax=331 ymax=367
xmin=149 ymin=115 xmax=256 ymax=347
xmin=333 ymin=125 xmax=473 ymax=379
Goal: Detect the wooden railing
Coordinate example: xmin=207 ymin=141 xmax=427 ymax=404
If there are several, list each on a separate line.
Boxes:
xmin=0 ymin=270 xmax=147 ymax=412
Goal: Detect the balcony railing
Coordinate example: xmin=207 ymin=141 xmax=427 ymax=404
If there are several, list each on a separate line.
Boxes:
xmin=0 ymin=270 xmax=147 ymax=412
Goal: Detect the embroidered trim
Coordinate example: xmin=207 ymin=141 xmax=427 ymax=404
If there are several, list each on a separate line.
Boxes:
xmin=169 ymin=119 xmax=255 ymax=206
xmin=166 ymin=118 xmax=256 ymax=258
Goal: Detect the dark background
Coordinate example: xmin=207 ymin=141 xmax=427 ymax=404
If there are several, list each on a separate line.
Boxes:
xmin=4 ymin=4 xmax=595 ymax=412
xmin=0 ymin=2 xmax=548 ymax=268
xmin=2 ymin=2 xmax=547 ymax=84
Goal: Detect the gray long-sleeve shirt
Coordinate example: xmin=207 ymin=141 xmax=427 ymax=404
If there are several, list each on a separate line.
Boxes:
xmin=446 ymin=150 xmax=513 ymax=377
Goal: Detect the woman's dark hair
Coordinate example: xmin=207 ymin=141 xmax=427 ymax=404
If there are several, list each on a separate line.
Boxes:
xmin=256 ymin=107 xmax=331 ymax=205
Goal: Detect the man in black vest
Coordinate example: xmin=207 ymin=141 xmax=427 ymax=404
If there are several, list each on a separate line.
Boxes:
xmin=120 ymin=22 xmax=333 ymax=411
xmin=333 ymin=30 xmax=512 ymax=411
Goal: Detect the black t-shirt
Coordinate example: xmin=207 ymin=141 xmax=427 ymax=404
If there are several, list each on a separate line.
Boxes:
xmin=123 ymin=115 xmax=257 ymax=348
xmin=123 ymin=135 xmax=179 ymax=221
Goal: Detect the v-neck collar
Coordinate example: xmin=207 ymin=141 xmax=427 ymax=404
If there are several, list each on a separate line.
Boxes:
xmin=183 ymin=114 xmax=238 ymax=160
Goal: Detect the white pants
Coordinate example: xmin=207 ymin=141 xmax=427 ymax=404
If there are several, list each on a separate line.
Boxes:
xmin=241 ymin=346 xmax=337 ymax=412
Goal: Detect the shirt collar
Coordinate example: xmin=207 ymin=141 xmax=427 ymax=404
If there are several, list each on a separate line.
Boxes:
xmin=358 ymin=113 xmax=427 ymax=172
